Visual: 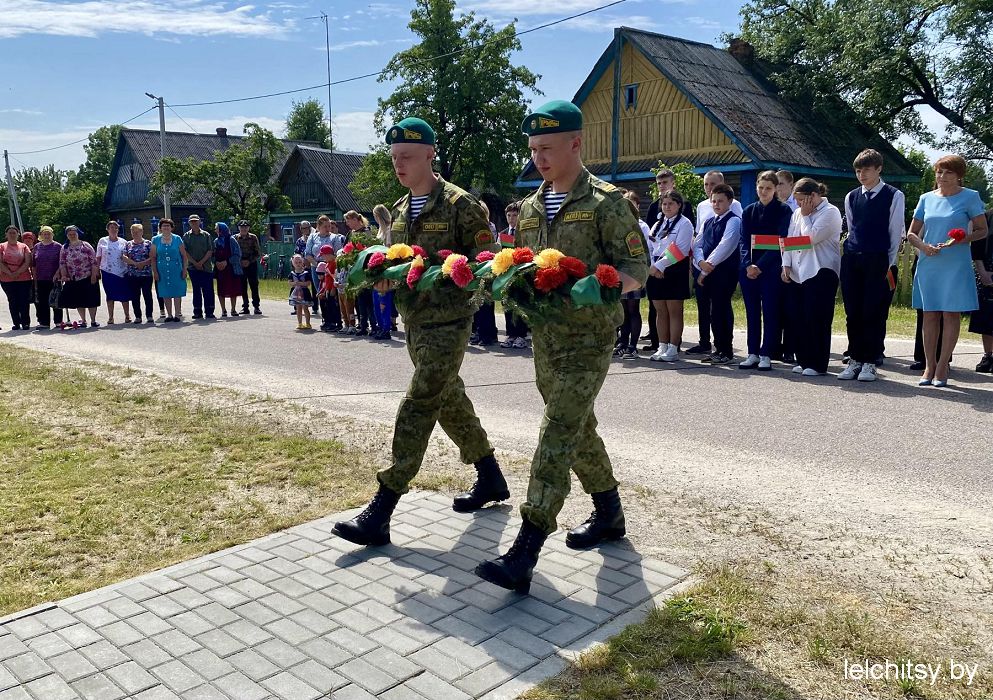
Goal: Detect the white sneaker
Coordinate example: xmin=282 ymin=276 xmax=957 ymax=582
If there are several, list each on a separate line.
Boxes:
xmin=513 ymin=337 xmax=528 ymax=349
xmin=857 ymin=363 xmax=878 ymax=382
xmin=802 ymin=368 xmax=824 ymax=376
xmin=792 ymin=365 xmax=804 ymax=374
xmin=500 ymin=337 xmax=516 ymax=348
xmin=838 ymin=362 xmax=862 ymax=380
xmin=661 ymin=344 xmax=679 ymax=362
xmin=738 ymin=354 xmax=760 ymax=369
xmin=757 ymin=356 xmax=772 ymax=371
xmin=650 ymin=346 xmax=667 ymax=362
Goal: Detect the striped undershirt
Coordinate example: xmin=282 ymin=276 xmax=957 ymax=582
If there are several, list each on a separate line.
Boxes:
xmin=544 ymin=191 xmax=567 ymax=221
xmin=409 ymin=195 xmax=429 ymax=219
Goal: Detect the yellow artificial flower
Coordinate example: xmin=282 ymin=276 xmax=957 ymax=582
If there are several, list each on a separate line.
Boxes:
xmin=410 ymin=254 xmax=425 ymax=269
xmin=491 ymin=248 xmax=515 ymax=276
xmin=534 ymin=248 xmax=565 ymax=269
xmin=386 ymin=243 xmax=414 ymax=260
xmin=441 ymin=253 xmax=467 ymax=276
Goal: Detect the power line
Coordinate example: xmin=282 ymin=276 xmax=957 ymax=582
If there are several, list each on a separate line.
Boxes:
xmin=8 ymin=105 xmax=158 ymax=156
xmin=165 ymin=103 xmax=202 ymax=135
xmin=170 ymin=0 xmax=629 ymax=108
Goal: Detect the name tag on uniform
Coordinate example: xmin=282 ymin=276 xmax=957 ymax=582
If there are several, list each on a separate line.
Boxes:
xmin=392 ymin=222 xmax=406 ymax=233
xmin=422 ymin=222 xmax=449 ymax=232
xmin=519 ymin=217 xmax=540 ymax=230
xmin=562 ymin=211 xmax=594 ymax=222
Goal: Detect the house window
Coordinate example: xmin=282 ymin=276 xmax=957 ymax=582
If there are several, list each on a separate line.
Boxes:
xmin=624 ymin=84 xmax=638 ymax=110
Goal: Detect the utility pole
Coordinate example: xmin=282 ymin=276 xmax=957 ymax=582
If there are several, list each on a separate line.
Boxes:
xmin=3 ymin=150 xmax=24 ymax=232
xmin=306 ymin=12 xmax=334 ymax=149
xmin=145 ymin=92 xmax=171 ymax=219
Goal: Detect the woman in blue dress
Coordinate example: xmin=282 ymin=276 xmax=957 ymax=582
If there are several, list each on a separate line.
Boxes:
xmin=150 ymin=218 xmax=189 ymax=323
xmin=908 ymin=155 xmax=990 ymax=386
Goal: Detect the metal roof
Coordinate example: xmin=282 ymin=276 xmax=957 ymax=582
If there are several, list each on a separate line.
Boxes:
xmin=282 ymin=145 xmax=365 ymax=214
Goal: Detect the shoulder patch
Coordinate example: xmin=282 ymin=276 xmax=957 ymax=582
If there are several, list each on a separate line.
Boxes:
xmin=519 ymin=217 xmax=540 ymax=231
xmin=625 ymin=231 xmax=645 ymax=257
xmin=448 ymin=191 xmax=463 ymax=205
xmin=475 ymin=229 xmax=494 ymax=246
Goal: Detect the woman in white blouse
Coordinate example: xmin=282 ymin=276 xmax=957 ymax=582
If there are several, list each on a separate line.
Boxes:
xmin=781 ymin=178 xmax=843 ymax=376
xmin=647 ymin=189 xmax=694 ymax=362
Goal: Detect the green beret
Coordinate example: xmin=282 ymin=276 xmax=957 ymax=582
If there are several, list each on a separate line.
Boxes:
xmin=385 ymin=117 xmax=435 ymax=146
xmin=522 ymin=100 xmax=583 ymax=136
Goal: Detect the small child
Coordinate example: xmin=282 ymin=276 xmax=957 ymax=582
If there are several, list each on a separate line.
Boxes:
xmin=316 ymin=245 xmax=341 ymax=332
xmin=335 ymin=254 xmax=355 ymax=333
xmin=288 ymin=254 xmax=313 ymax=329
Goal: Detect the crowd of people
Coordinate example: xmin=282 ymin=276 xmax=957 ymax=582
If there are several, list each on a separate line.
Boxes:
xmin=3 ymin=151 xmax=991 ymax=386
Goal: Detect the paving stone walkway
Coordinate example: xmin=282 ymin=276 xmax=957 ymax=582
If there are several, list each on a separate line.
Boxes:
xmin=0 ymin=491 xmax=688 ymax=700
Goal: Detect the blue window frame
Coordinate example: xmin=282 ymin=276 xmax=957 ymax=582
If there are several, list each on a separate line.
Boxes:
xmin=624 ymin=83 xmax=638 ymax=110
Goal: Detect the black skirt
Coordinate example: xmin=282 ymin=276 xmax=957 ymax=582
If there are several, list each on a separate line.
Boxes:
xmin=968 ymin=284 xmax=993 ymax=336
xmin=61 ymin=277 xmax=101 ymax=309
xmin=647 ymin=257 xmax=690 ymax=300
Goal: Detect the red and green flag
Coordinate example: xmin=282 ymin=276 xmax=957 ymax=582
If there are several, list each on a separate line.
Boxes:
xmin=499 ymin=232 xmax=516 ymax=248
xmin=751 ymin=234 xmax=781 ymax=251
xmin=781 ymin=236 xmax=813 ymax=252
xmin=663 ymin=242 xmax=686 ymax=265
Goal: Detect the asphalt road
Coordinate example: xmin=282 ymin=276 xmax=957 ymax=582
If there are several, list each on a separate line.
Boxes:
xmin=2 ymin=304 xmax=991 ymax=549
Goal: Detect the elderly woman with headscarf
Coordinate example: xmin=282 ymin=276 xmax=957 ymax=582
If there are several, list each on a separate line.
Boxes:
xmin=58 ymin=225 xmax=101 ymax=328
xmin=212 ymin=222 xmax=243 ymax=317
xmin=31 ymin=226 xmax=63 ymax=329
xmin=1 ymin=225 xmax=33 ymax=330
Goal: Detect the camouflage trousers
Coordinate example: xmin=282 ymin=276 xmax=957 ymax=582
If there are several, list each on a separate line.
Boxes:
xmin=377 ymin=317 xmax=494 ymax=493
xmin=520 ymin=325 xmax=619 ymax=534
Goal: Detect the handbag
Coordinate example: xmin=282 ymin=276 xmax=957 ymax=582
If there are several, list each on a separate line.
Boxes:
xmin=49 ymin=280 xmax=64 ymax=309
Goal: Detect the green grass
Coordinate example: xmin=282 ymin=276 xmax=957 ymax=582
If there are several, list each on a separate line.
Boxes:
xmin=0 ymin=345 xmax=378 ymax=616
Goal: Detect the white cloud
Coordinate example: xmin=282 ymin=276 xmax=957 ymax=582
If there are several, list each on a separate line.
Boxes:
xmin=538 ymin=13 xmax=657 ymax=32
xmin=0 ymin=0 xmax=296 ymax=39
xmin=325 ymin=38 xmax=411 ymax=52
xmin=331 ymin=111 xmax=378 ymax=152
xmin=463 ymin=0 xmax=690 ymax=18
xmin=683 ymin=15 xmax=724 ymax=31
xmin=0 ymin=108 xmax=45 ymax=116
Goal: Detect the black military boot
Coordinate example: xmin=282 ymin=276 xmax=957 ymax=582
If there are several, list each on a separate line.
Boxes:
xmin=565 ymin=487 xmax=626 ymax=549
xmin=474 ymin=518 xmax=547 ymax=593
xmin=452 ymin=455 xmax=510 ymax=512
xmin=332 ymin=484 xmax=401 ymax=546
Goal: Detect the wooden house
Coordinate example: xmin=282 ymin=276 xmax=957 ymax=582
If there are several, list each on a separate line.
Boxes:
xmin=516 ymin=27 xmax=919 ymax=206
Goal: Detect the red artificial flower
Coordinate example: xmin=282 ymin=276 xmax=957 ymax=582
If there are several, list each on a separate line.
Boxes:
xmin=475 ymin=250 xmax=495 ymax=263
xmin=558 ymin=256 xmax=587 ymax=278
xmin=512 ymin=247 xmax=535 ymax=265
xmin=412 ymin=245 xmax=427 ymax=258
xmin=450 ymin=258 xmax=475 ymax=288
xmin=594 ymin=264 xmax=620 ymax=288
xmin=535 ymin=266 xmax=569 ymax=292
xmin=437 ymin=248 xmax=454 ymax=260
xmin=341 ymin=242 xmax=354 ymax=255
xmin=406 ymin=265 xmax=424 ymax=289
xmin=948 ymin=228 xmax=967 ymax=242
xmin=354 ymin=242 xmax=366 ymax=252
xmin=367 ymin=251 xmax=386 ymax=268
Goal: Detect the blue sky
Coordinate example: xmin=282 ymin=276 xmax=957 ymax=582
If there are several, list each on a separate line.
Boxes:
xmin=1 ymin=0 xmax=942 ymax=173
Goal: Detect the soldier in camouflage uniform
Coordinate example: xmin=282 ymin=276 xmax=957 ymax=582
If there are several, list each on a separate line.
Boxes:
xmin=476 ymin=101 xmax=649 ymax=592
xmin=334 ymin=118 xmax=509 ymax=547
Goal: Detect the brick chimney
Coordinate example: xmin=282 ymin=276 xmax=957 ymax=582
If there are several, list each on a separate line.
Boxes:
xmin=727 ymin=38 xmax=755 ymax=65
xmin=216 ymin=127 xmax=228 ymax=137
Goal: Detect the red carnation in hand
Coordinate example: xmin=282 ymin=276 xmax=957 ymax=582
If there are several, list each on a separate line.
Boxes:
xmin=437 ymin=248 xmax=454 ymax=260
xmin=367 ymin=251 xmax=386 ymax=268
xmin=412 ymin=245 xmax=427 ymax=258
xmin=594 ymin=264 xmax=620 ymax=288
xmin=406 ymin=265 xmax=424 ymax=289
xmin=512 ymin=247 xmax=535 ymax=265
xmin=948 ymin=228 xmax=967 ymax=242
xmin=341 ymin=242 xmax=354 ymax=255
xmin=450 ymin=258 xmax=475 ymax=288
xmin=558 ymin=256 xmax=587 ymax=278
xmin=475 ymin=250 xmax=495 ymax=263
xmin=535 ymin=266 xmax=569 ymax=292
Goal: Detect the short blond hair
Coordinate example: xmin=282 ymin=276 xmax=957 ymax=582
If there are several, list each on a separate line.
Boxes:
xmin=130 ymin=223 xmax=143 ymax=234
xmin=39 ymin=225 xmax=54 ymax=234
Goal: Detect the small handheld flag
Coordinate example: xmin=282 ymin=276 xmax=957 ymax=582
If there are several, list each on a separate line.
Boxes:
xmin=781 ymin=236 xmax=813 ymax=252
xmin=886 ymin=268 xmax=896 ymax=292
xmin=663 ymin=242 xmax=686 ymax=265
xmin=751 ymin=234 xmax=781 ymax=251
xmin=499 ymin=232 xmax=515 ymax=248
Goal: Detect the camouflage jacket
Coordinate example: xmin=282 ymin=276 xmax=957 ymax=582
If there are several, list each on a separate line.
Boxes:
xmin=518 ymin=167 xmax=650 ymax=332
xmin=390 ymin=174 xmax=496 ymax=326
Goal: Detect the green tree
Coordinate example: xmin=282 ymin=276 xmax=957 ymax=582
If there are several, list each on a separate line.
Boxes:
xmin=149 ymin=123 xmax=291 ymax=235
xmin=375 ymin=0 xmax=540 ymax=196
xmin=71 ymin=125 xmax=123 ymax=188
xmin=896 ymin=146 xmax=934 ymax=223
xmin=6 ymin=165 xmax=68 ymax=231
xmin=734 ymin=0 xmax=993 ymax=161
xmin=34 ymin=183 xmax=107 ymax=241
xmin=348 ymin=145 xmax=406 ymax=211
xmin=649 ymin=162 xmax=705 ymax=207
xmin=285 ymin=99 xmax=331 ymax=149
